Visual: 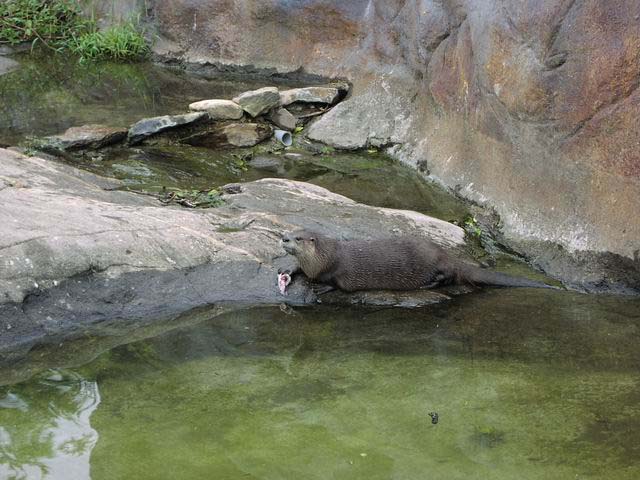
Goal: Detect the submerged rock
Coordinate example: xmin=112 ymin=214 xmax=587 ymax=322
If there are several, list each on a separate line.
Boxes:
xmin=181 ymin=122 xmax=273 ymax=148
xmin=248 ymin=155 xmax=285 ymax=173
xmin=268 ymin=107 xmax=297 ymax=131
xmin=0 ymin=56 xmax=19 ymax=77
xmin=188 ymin=99 xmax=244 ymax=120
xmin=128 ymin=112 xmax=209 ymax=145
xmin=279 ymin=87 xmax=340 ymax=106
xmin=232 ymin=87 xmax=280 ymax=117
xmin=42 ymin=124 xmax=127 ymax=151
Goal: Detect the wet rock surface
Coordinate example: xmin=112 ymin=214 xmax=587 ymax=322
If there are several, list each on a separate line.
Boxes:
xmin=151 ymin=0 xmax=640 ymax=293
xmin=0 ymin=148 xmax=470 ymax=358
xmin=188 ymin=99 xmax=244 ymax=119
xmin=41 ymin=124 xmax=127 ymax=151
xmin=128 ymin=112 xmax=209 ymax=144
xmin=232 ymin=86 xmax=280 ymax=117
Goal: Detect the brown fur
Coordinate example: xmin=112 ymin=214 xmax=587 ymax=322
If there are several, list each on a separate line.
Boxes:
xmin=282 ymin=230 xmax=555 ymax=292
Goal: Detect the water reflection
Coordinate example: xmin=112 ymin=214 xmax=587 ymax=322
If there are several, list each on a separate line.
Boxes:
xmin=0 ymin=370 xmax=100 ymax=480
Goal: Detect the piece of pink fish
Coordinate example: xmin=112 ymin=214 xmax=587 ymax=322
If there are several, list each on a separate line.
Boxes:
xmin=278 ymin=272 xmax=292 ymax=295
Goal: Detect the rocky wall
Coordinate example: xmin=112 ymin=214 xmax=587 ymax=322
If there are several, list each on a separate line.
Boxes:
xmin=100 ymin=0 xmax=640 ymax=292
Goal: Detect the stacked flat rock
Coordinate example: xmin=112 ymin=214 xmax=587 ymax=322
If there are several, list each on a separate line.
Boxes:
xmin=42 ymin=124 xmax=127 ymax=150
xmin=188 ymin=99 xmax=244 ymax=120
xmin=181 ymin=123 xmax=273 ymax=148
xmin=232 ymin=87 xmax=280 ymax=117
xmin=279 ymin=87 xmax=340 ymax=106
xmin=128 ymin=112 xmax=208 ymax=144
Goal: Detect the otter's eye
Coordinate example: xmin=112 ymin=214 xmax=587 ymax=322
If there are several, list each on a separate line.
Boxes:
xmin=310 ymin=238 xmax=315 ymax=242
xmin=295 ymin=236 xmax=302 ymax=242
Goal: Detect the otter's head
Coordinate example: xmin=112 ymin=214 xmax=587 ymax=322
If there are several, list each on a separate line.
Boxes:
xmin=281 ymin=230 xmax=318 ymax=257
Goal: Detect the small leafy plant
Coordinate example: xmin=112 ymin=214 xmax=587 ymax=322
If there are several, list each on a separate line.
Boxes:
xmin=463 ymin=215 xmax=483 ymax=238
xmin=159 ymin=188 xmax=224 ymax=208
xmin=0 ymin=0 xmax=148 ymax=62
xmin=0 ymin=0 xmax=87 ymax=49
xmin=68 ymin=21 xmax=149 ymax=62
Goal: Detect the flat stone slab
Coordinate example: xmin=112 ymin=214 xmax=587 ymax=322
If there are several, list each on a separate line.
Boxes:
xmin=42 ymin=124 xmax=127 ymax=150
xmin=232 ymin=87 xmax=280 ymax=117
xmin=181 ymin=122 xmax=273 ymax=148
xmin=188 ymin=99 xmax=244 ymax=120
xmin=280 ymin=87 xmax=340 ymax=106
xmin=268 ymin=107 xmax=297 ymax=131
xmin=0 ymin=148 xmax=469 ymax=360
xmin=128 ymin=112 xmax=209 ymax=145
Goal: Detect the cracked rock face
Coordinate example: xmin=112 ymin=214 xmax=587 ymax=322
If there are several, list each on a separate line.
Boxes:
xmin=0 ymin=148 xmax=467 ymax=358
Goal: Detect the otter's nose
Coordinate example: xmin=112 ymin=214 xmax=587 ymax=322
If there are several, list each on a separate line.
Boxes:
xmin=282 ymin=233 xmax=291 ymax=243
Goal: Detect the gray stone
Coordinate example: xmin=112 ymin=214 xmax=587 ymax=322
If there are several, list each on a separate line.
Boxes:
xmin=181 ymin=122 xmax=273 ymax=148
xmin=307 ymin=79 xmax=410 ymax=150
xmin=0 ymin=148 xmax=470 ymax=358
xmin=232 ymin=87 xmax=280 ymax=117
xmin=279 ymin=87 xmax=340 ymax=106
xmin=42 ymin=124 xmax=127 ymax=151
xmin=188 ymin=99 xmax=244 ymax=120
xmin=0 ymin=57 xmax=19 ymax=77
xmin=268 ymin=107 xmax=297 ymax=131
xmin=128 ymin=112 xmax=208 ymax=145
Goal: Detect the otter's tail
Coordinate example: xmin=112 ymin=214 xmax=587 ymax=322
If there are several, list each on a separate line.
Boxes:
xmin=458 ymin=265 xmax=558 ymax=289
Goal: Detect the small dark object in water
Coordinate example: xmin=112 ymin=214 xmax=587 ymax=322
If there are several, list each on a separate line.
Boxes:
xmin=429 ymin=412 xmax=439 ymax=424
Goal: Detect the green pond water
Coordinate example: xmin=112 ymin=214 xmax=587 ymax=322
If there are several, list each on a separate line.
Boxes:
xmin=2 ymin=294 xmax=640 ymax=479
xmin=1 ymin=55 xmax=640 ymax=479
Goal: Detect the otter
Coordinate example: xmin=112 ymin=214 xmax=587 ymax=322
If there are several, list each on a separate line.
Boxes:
xmin=281 ymin=229 xmax=556 ymax=292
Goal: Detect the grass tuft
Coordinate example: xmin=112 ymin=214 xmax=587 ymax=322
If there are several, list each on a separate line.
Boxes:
xmin=0 ymin=0 xmax=148 ymax=62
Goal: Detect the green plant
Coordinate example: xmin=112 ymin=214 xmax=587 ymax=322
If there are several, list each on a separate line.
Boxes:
xmin=69 ymin=21 xmax=149 ymax=63
xmin=0 ymin=0 xmax=88 ymax=49
xmin=0 ymin=1 xmax=148 ymax=62
xmin=159 ymin=188 xmax=224 ymax=208
xmin=463 ymin=215 xmax=482 ymax=238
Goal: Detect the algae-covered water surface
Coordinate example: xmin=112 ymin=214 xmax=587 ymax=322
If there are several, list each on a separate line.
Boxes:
xmin=2 ymin=56 xmax=640 ymax=479
xmin=2 ymin=293 xmax=640 ymax=479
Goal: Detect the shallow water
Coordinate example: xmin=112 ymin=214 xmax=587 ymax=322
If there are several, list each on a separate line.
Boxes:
xmin=1 ymin=291 xmax=640 ymax=479
xmin=0 ymin=53 xmax=301 ymax=146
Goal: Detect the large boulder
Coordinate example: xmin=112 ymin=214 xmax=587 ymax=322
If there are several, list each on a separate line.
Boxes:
xmin=149 ymin=0 xmax=640 ymax=293
xmin=0 ymin=148 xmax=470 ymax=359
